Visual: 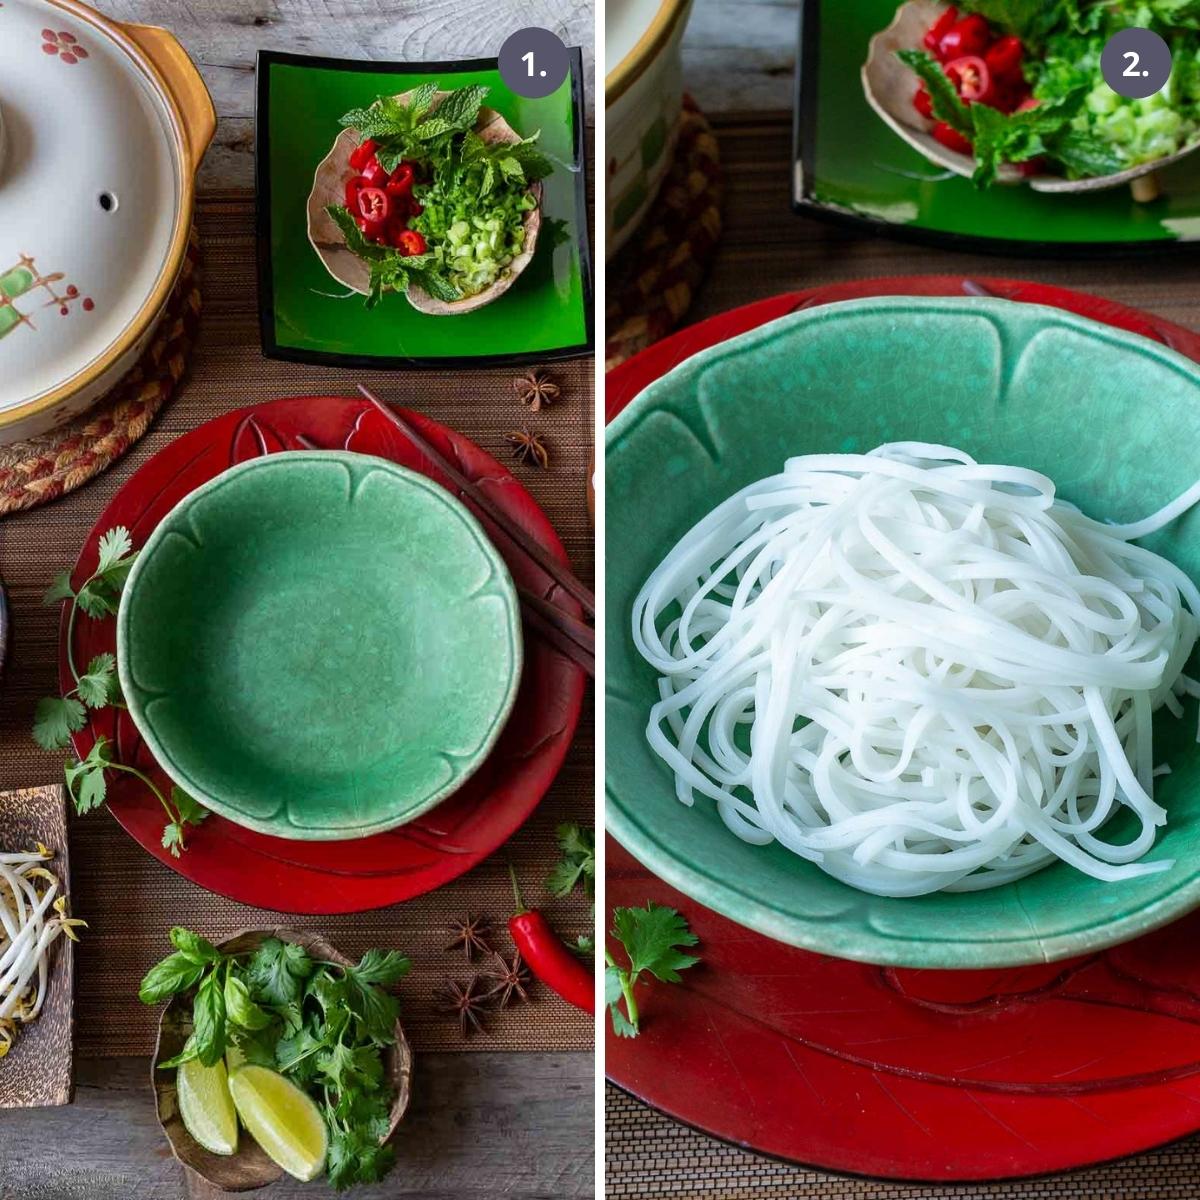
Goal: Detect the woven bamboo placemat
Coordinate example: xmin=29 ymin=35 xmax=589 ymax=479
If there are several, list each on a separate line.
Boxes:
xmin=0 ymin=230 xmax=202 ymax=517
xmin=604 ymin=111 xmax=1200 ymax=1194
xmin=605 ymin=97 xmax=722 ymax=371
xmin=0 ymin=194 xmax=594 ymax=1060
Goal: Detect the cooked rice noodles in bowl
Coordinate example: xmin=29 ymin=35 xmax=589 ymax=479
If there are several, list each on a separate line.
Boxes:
xmin=632 ymin=443 xmax=1200 ymax=897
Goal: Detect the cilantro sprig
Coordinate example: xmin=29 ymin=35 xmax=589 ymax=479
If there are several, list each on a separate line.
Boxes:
xmin=605 ymin=903 xmax=700 ymax=1038
xmin=547 ymin=823 xmax=595 ymax=901
xmin=547 ymin=823 xmax=596 ymax=958
xmin=141 ymin=930 xmax=412 ymax=1190
xmin=33 ymin=527 xmax=207 ymax=855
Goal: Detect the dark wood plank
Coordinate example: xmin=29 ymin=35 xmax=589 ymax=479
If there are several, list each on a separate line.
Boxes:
xmin=0 ymin=1054 xmax=594 ymax=1199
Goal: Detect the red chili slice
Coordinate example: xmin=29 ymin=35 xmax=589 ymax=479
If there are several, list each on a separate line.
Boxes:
xmin=924 ymin=6 xmax=959 ymax=57
xmin=362 ymin=160 xmax=389 ymax=189
xmin=343 ymin=174 xmax=368 ymax=211
xmin=349 ymin=138 xmax=378 ymax=172
xmin=945 ymin=55 xmax=991 ymax=103
xmin=386 ymin=163 xmax=416 ymax=196
xmin=985 ymin=35 xmax=1024 ymax=82
xmin=939 ymin=13 xmax=989 ymax=60
xmin=913 ymin=85 xmax=934 ymax=119
xmin=356 ymin=185 xmax=390 ymax=224
xmin=932 ymin=122 xmax=972 ymax=154
xmin=397 ymin=230 xmax=427 ymax=256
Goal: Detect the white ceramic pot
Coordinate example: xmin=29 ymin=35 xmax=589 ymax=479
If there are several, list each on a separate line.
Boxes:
xmin=606 ymin=0 xmax=695 ymax=259
xmin=0 ymin=0 xmax=214 ymax=444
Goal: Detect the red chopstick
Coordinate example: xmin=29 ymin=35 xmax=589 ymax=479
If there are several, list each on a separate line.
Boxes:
xmin=358 ymin=385 xmax=596 ymax=620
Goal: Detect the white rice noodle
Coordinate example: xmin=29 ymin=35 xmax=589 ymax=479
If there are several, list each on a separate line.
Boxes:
xmin=632 ymin=443 xmax=1200 ymax=897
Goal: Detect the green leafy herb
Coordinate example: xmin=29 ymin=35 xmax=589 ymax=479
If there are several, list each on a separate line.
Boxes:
xmin=332 ymin=81 xmax=551 ymax=307
xmin=897 ymin=50 xmax=973 ymax=136
xmin=34 ymin=528 xmax=208 ymax=853
xmin=902 ymin=3 xmax=1200 ymax=186
xmin=140 ymin=930 xmax=412 ymax=1190
xmin=605 ymin=903 xmax=700 ymax=1038
xmin=546 ymin=823 xmax=595 ymax=900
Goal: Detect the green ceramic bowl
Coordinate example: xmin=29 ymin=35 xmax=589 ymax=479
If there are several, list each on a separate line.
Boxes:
xmin=118 ymin=451 xmax=522 ymax=840
xmin=606 ymin=296 xmax=1200 ymax=968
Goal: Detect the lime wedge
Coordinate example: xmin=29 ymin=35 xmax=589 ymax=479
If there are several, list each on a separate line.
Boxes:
xmin=177 ymin=1058 xmax=238 ymax=1157
xmin=228 ymin=1065 xmax=328 ymax=1182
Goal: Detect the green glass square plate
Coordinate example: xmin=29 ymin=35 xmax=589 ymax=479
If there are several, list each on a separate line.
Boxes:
xmin=255 ymin=50 xmax=593 ymax=367
xmin=793 ymin=0 xmax=1200 ymax=253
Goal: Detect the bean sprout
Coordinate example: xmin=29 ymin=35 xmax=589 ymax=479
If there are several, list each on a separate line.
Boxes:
xmin=0 ymin=846 xmax=85 ymax=1057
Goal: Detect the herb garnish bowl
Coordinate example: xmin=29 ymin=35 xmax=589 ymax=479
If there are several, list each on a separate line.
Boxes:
xmin=307 ymin=88 xmax=543 ymax=315
xmin=606 ymin=295 xmax=1200 ymax=969
xmin=862 ymin=0 xmax=1200 ymax=196
xmin=116 ymin=450 xmax=523 ymax=842
xmin=152 ymin=928 xmax=413 ymax=1193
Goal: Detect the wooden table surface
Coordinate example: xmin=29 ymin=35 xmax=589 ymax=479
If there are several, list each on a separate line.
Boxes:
xmin=604 ymin=106 xmax=1200 ymax=1197
xmin=0 ymin=4 xmax=596 ymax=1199
xmin=99 ymin=0 xmax=595 ymax=190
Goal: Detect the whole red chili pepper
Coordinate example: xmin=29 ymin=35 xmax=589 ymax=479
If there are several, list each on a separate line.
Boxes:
xmin=507 ymin=866 xmax=594 ymax=1013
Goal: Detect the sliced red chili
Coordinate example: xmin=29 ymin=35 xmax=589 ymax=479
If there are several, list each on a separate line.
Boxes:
xmin=932 ymin=121 xmax=973 ymax=154
xmin=985 ymin=35 xmax=1024 ymax=83
xmin=912 ymin=85 xmax=934 ymax=119
xmin=386 ymin=163 xmax=416 ymax=196
xmin=349 ymin=138 xmax=378 ymax=172
xmin=924 ymin=6 xmax=958 ymax=57
xmin=945 ymin=55 xmax=991 ymax=103
xmin=396 ymin=229 xmax=427 ymax=256
xmin=356 ymin=185 xmax=391 ymax=223
xmin=343 ymin=173 xmax=368 ymax=211
xmin=939 ymin=13 xmax=989 ymax=60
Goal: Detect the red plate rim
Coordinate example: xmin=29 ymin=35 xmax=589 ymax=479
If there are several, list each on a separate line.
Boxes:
xmin=605 ymin=279 xmax=1200 ymax=1181
xmin=60 ymin=395 xmax=586 ymax=914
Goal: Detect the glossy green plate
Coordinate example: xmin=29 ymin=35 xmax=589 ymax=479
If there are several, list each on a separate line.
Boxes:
xmin=795 ymin=0 xmax=1200 ymax=251
xmin=606 ymin=296 xmax=1200 ymax=967
xmin=256 ymin=50 xmax=593 ymax=367
xmin=118 ymin=451 xmax=522 ymax=841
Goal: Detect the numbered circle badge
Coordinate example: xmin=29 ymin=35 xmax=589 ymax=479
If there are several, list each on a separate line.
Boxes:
xmin=498 ymin=28 xmax=571 ymax=99
xmin=1101 ymin=28 xmax=1173 ymax=99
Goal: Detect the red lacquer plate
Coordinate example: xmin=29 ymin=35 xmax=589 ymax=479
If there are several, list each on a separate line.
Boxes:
xmin=63 ymin=396 xmax=585 ymax=913
xmin=605 ymin=279 xmax=1200 ymax=1181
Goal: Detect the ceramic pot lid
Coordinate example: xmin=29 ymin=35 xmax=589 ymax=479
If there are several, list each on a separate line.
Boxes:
xmin=0 ymin=0 xmax=184 ymax=416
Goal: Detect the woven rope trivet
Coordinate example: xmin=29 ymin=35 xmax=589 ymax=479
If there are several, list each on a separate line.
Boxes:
xmin=0 ymin=228 xmax=202 ymax=516
xmin=605 ymin=97 xmax=723 ymax=371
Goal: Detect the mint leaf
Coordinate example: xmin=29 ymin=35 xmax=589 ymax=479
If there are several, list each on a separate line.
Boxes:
xmin=897 ymin=50 xmax=973 ymax=136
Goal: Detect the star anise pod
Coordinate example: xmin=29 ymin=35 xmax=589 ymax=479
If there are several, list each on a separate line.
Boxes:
xmin=514 ymin=371 xmax=561 ymax=413
xmin=505 ymin=427 xmax=550 ymax=470
xmin=482 ymin=951 xmax=531 ymax=1008
xmin=439 ymin=976 xmax=490 ymax=1037
xmin=444 ymin=912 xmax=492 ymax=961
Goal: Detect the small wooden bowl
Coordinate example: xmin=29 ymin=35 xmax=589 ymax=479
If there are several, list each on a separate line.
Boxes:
xmin=307 ymin=90 xmax=542 ymax=316
xmin=152 ymin=927 xmax=413 ymax=1193
xmin=862 ymin=0 xmax=1200 ymax=196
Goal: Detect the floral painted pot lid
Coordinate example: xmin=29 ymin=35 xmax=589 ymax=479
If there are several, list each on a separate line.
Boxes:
xmin=0 ymin=0 xmax=212 ymax=431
